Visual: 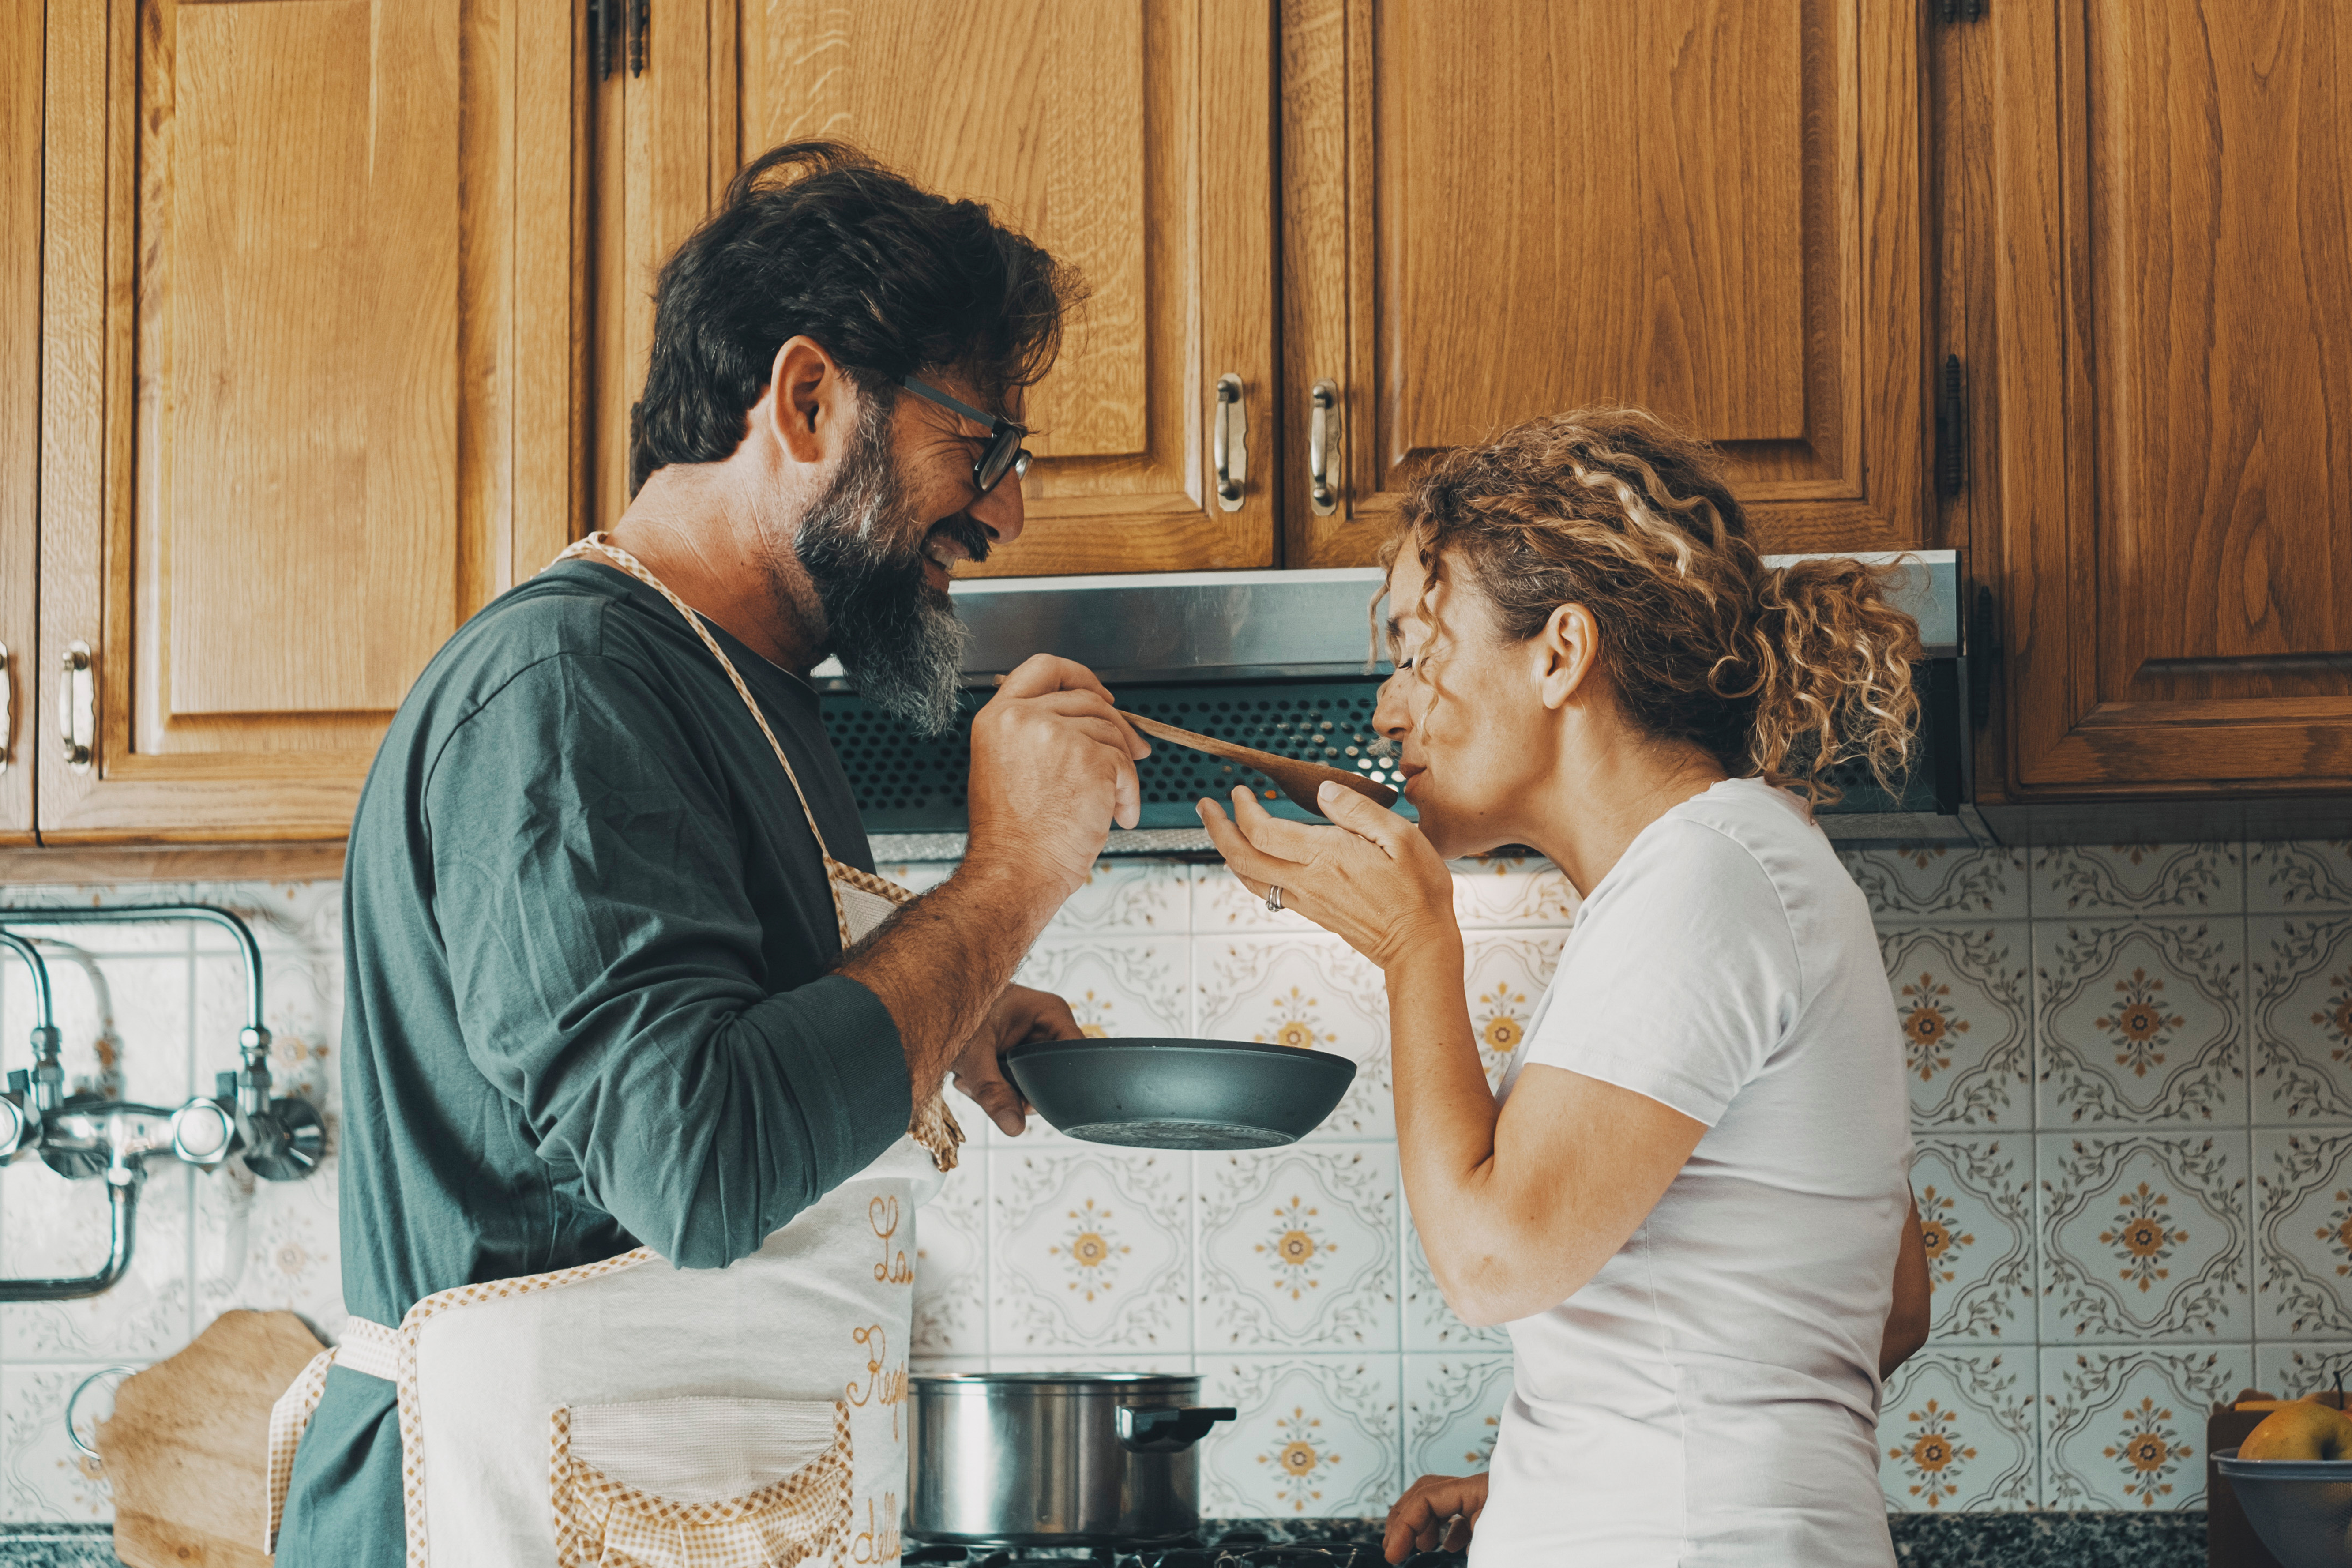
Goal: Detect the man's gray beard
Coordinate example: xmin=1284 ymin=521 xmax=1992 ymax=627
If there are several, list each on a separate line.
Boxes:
xmin=792 ymin=395 xmax=974 ymax=737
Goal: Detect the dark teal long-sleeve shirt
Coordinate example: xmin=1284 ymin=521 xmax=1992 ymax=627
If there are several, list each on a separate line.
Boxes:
xmin=276 ymin=559 xmax=912 ymax=1565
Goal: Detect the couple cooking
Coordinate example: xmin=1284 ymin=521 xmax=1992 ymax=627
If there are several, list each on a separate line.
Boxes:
xmin=274 ymin=143 xmax=1929 ymax=1567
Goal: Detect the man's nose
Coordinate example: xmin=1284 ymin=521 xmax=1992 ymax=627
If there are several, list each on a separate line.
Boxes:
xmin=969 ymin=469 xmax=1026 ymax=548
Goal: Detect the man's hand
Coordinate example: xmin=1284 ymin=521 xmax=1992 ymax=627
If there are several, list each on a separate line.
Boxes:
xmin=949 ymin=985 xmax=1079 ymax=1136
xmin=1383 ymin=1471 xmax=1488 ymax=1563
xmin=966 ymin=655 xmax=1150 ymax=900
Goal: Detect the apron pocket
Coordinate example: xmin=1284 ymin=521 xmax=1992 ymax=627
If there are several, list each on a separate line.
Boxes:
xmin=550 ymin=1396 xmax=853 ymax=1568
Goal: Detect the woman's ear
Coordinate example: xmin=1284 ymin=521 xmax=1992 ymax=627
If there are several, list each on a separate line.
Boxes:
xmin=1537 ymin=602 xmax=1600 ymax=711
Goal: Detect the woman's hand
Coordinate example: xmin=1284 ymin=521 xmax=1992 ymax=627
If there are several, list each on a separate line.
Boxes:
xmin=1196 ymin=782 xmax=1458 ymax=972
xmin=1383 ymin=1470 xmax=1488 ymax=1562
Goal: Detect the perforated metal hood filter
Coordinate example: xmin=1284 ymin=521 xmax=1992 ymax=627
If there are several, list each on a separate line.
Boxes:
xmin=823 ymin=679 xmax=1404 ymax=835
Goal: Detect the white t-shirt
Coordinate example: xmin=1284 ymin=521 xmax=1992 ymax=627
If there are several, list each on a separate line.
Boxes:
xmin=1473 ymin=778 xmax=1909 ymax=1568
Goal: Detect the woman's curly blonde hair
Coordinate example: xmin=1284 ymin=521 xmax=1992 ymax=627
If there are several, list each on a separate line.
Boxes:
xmin=1383 ymin=408 xmax=1921 ymax=806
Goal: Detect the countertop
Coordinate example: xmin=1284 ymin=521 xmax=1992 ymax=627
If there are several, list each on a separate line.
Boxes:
xmin=0 ymin=1512 xmax=2210 ymax=1566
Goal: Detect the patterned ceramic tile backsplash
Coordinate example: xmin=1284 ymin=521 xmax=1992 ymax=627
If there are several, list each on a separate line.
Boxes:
xmin=2 ymin=840 xmax=2348 ymax=1524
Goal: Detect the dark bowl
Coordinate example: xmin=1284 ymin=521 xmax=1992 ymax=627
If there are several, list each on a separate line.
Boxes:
xmin=1004 ymin=1038 xmax=1357 ymax=1151
xmin=2217 ymin=1447 xmax=2352 ymax=1567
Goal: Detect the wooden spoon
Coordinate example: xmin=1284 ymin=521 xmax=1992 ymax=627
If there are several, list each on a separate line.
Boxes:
xmin=1114 ymin=709 xmax=1399 ymax=817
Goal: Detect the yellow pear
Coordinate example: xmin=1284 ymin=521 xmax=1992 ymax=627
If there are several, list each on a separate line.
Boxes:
xmin=2242 ymin=1399 xmax=2352 ymax=1462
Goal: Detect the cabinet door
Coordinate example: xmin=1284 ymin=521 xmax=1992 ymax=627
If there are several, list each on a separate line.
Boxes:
xmin=1281 ymin=0 xmax=1926 ymax=565
xmin=1988 ymin=0 xmax=2352 ymax=792
xmin=35 ymin=0 xmax=580 ymax=842
xmin=709 ymin=0 xmax=1277 ymax=576
xmin=1 ymin=0 xmax=37 ymax=843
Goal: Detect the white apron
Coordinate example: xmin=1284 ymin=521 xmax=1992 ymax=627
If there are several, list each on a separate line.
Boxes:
xmin=267 ymin=536 xmax=961 ymax=1568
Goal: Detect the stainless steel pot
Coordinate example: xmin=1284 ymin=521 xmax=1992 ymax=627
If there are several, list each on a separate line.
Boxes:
xmin=907 ymin=1372 xmax=1236 ymax=1546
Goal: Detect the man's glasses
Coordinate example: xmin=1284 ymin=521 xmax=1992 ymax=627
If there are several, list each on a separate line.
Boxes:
xmin=901 ymin=375 xmax=1032 ymax=499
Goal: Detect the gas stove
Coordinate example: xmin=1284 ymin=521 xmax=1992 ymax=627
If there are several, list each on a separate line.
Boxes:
xmin=903 ymin=1528 xmax=1463 ymax=1568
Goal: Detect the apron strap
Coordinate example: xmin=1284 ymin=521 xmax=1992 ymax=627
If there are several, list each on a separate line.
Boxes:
xmin=550 ymin=534 xmax=858 ymax=949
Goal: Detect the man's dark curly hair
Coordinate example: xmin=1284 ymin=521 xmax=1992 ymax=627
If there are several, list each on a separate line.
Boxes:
xmin=629 ymin=140 xmax=1080 ymax=493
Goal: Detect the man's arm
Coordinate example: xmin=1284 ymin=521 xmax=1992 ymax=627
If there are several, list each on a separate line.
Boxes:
xmin=835 ymin=654 xmax=1148 ymax=1122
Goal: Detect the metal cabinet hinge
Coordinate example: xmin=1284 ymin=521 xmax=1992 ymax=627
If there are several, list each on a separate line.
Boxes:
xmin=1940 ymin=0 xmax=1986 ymax=22
xmin=589 ymin=0 xmax=615 ymax=81
xmin=1935 ymin=354 xmax=1966 ymax=497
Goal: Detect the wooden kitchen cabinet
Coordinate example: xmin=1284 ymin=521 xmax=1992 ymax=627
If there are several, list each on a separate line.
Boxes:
xmin=1979 ymin=0 xmax=2352 ymax=796
xmin=33 ymin=0 xmax=584 ymax=842
xmin=2 ymin=0 xmax=39 ymax=844
xmin=608 ymin=0 xmax=1281 ymax=577
xmin=1279 ymin=0 xmax=1930 ymax=566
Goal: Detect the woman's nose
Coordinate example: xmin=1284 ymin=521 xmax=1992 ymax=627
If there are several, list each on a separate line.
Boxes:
xmin=1371 ymin=673 xmax=1410 ymax=741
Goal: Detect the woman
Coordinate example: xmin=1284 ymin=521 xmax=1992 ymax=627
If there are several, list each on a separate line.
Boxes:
xmin=1200 ymin=410 xmax=1932 ymax=1567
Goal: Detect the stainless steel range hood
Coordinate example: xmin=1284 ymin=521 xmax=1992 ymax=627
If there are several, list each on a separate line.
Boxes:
xmin=818 ymin=552 xmax=1975 ymax=860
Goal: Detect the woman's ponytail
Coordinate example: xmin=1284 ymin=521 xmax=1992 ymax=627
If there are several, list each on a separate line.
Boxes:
xmin=1742 ymin=558 xmax=1922 ymax=805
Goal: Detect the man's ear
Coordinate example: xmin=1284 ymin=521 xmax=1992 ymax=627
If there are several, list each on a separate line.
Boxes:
xmin=757 ymin=335 xmax=848 ymax=466
xmin=1537 ymin=602 xmax=1601 ymax=711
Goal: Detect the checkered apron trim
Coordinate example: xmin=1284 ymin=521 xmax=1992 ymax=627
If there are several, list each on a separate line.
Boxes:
xmin=549 ymin=1400 xmax=855 ymax=1568
xmin=263 ymin=1316 xmax=408 ymax=1550
xmin=550 ymin=536 xmax=963 ymax=1174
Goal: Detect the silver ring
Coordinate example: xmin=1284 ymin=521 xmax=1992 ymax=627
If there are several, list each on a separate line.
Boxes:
xmin=65 ymin=1365 xmax=136 ymax=1463
xmin=1265 ymin=886 xmax=1284 ymax=912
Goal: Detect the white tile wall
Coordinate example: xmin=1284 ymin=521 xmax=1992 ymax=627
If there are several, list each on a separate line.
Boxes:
xmin=2 ymin=839 xmax=2347 ymax=1523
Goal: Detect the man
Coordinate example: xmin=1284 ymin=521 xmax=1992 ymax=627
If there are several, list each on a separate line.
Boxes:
xmin=273 ymin=141 xmax=1145 ymax=1564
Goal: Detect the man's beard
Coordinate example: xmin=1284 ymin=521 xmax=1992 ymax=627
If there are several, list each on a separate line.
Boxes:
xmin=791 ymin=397 xmax=984 ymax=736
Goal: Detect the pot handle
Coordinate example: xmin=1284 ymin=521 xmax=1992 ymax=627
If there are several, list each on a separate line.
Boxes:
xmin=1117 ymin=1405 xmax=1238 ymax=1454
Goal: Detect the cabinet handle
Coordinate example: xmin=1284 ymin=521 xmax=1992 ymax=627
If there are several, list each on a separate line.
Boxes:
xmin=628 ymin=0 xmax=648 ymax=76
xmin=1212 ymin=373 xmax=1247 ymax=511
xmin=0 ymin=643 xmax=11 ymax=775
xmin=1309 ymin=380 xmax=1340 ymax=516
xmin=589 ymin=0 xmax=615 ymax=81
xmin=58 ymin=643 xmax=93 ymax=772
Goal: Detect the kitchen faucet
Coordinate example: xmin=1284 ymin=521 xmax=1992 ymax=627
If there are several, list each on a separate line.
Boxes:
xmin=0 ymin=904 xmax=326 ymax=1301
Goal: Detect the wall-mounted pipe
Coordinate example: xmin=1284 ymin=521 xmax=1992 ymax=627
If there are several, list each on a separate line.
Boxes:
xmin=0 ymin=1173 xmax=139 ymax=1301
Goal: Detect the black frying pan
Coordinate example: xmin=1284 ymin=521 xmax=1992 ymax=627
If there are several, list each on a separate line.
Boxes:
xmin=1004 ymin=1038 xmax=1357 ymax=1151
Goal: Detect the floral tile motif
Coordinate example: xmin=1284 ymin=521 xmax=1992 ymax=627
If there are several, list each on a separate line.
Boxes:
xmin=2040 ymin=1348 xmax=2247 ymax=1509
xmin=1447 ymin=857 xmax=1581 ymax=929
xmin=1910 ymin=1139 xmax=2035 ymax=1340
xmin=1881 ymin=926 xmax=2032 ymax=1128
xmin=1462 ymin=938 xmax=1562 ymax=1091
xmin=0 ymin=1167 xmax=196 ymax=1362
xmin=193 ymin=880 xmax=346 ymax=955
xmin=912 ymin=1157 xmax=986 ymax=1357
xmin=2035 ymin=921 xmax=2243 ymax=1127
xmin=1878 ymin=1352 xmax=2039 ymax=1511
xmin=1403 ymin=1226 xmax=1507 ymax=1352
xmin=2038 ymin=1134 xmax=2248 ymax=1342
xmin=2033 ymin=843 xmax=2244 ymax=916
xmin=990 ymin=1148 xmax=1190 ymax=1354
xmin=2248 ymin=842 xmax=2352 ymax=913
xmin=1402 ymin=1354 xmax=1510 ymax=1482
xmin=0 ymin=1363 xmax=128 ymax=1522
xmin=1016 ymin=938 xmax=1192 ymax=1041
xmin=1045 ymin=860 xmax=1190 ymax=934
xmin=1199 ymin=1147 xmax=1397 ymax=1350
xmin=192 ymin=1162 xmax=346 ymax=1345
xmin=2250 ymin=916 xmax=2352 ymax=1123
xmin=1196 ymin=938 xmax=1391 ymax=1141
xmin=2255 ymin=1343 xmax=2352 ymax=1401
xmin=2254 ymin=1129 xmax=2352 ymax=1340
xmin=1199 ymin=1355 xmax=1401 ymax=1519
xmin=1838 ymin=846 xmax=2028 ymax=922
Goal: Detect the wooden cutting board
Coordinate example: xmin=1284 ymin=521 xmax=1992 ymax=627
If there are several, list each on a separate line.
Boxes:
xmin=94 ymin=1309 xmax=327 ymax=1568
